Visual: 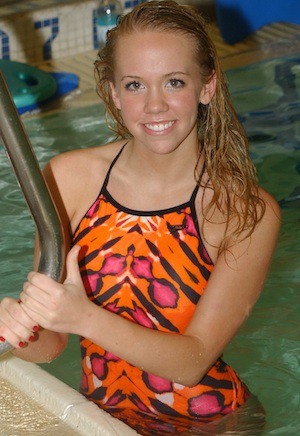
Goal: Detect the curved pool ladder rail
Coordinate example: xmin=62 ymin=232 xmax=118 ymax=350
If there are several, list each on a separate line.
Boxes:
xmin=0 ymin=69 xmax=66 ymax=356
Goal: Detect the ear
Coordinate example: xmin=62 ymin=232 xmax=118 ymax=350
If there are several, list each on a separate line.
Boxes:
xmin=199 ymin=72 xmax=217 ymax=105
xmin=109 ymin=82 xmax=121 ymax=110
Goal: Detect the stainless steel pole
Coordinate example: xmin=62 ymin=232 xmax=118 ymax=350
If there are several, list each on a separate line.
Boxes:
xmin=0 ymin=69 xmax=66 ymax=355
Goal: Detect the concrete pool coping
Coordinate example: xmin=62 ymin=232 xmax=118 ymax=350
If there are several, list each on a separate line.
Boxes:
xmin=0 ymin=354 xmax=138 ymax=435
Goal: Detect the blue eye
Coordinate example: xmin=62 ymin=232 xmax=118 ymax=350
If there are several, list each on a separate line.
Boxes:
xmin=167 ymin=79 xmax=185 ymax=88
xmin=125 ymin=81 xmax=144 ymax=91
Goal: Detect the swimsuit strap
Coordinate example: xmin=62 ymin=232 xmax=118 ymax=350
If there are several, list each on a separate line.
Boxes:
xmin=189 ymin=161 xmax=206 ymax=204
xmin=101 ymin=143 xmax=127 ymax=192
xmin=102 ymin=143 xmax=206 ymax=207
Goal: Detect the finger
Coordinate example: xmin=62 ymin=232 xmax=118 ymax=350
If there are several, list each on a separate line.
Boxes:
xmin=20 ymin=302 xmax=48 ymax=329
xmin=22 ymin=281 xmax=48 ymax=306
xmin=20 ymin=287 xmax=53 ymax=325
xmin=27 ymin=271 xmax=57 ymax=294
xmin=64 ymin=245 xmax=83 ymax=286
xmin=0 ymin=332 xmax=29 ymax=349
xmin=0 ymin=299 xmax=38 ymax=347
xmin=1 ymin=297 xmax=37 ymax=331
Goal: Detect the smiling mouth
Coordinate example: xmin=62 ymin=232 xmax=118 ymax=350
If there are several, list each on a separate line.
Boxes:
xmin=144 ymin=121 xmax=175 ymax=132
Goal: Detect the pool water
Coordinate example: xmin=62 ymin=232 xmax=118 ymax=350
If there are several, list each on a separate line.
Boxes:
xmin=0 ymin=53 xmax=299 ymax=434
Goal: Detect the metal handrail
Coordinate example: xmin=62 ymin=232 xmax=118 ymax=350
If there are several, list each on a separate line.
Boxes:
xmin=0 ymin=69 xmax=66 ymax=355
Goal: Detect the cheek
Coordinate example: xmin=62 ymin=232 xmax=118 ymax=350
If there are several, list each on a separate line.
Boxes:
xmin=117 ymin=94 xmax=143 ymax=118
xmin=174 ymin=93 xmax=199 ymax=118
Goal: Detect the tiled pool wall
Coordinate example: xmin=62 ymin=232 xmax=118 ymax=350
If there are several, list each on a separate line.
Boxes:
xmin=0 ymin=0 xmax=145 ymax=65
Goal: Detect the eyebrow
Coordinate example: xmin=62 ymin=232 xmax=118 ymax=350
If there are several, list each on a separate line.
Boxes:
xmin=121 ymin=71 xmax=190 ymax=81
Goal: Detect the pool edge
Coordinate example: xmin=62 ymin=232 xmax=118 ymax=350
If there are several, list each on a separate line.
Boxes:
xmin=0 ymin=354 xmax=138 ymax=435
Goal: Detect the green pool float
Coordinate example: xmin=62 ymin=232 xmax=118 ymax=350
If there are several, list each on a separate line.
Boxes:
xmin=0 ymin=59 xmax=57 ymax=111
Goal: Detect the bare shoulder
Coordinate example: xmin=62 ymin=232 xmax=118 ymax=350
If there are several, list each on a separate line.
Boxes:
xmin=257 ymin=186 xmax=281 ymax=235
xmin=229 ymin=186 xmax=281 ymax=257
xmin=195 ymin=184 xmax=281 ymax=264
xmin=233 ymin=187 xmax=282 ymax=265
xmin=259 ymin=186 xmax=281 ymax=215
xmin=43 ymin=140 xmax=126 ymax=230
xmin=46 ymin=140 xmax=124 ymax=178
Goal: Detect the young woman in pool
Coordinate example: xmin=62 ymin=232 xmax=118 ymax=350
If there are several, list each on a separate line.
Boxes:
xmin=0 ymin=1 xmax=280 ymax=433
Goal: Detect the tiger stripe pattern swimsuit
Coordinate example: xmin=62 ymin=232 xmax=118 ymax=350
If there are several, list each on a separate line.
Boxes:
xmin=73 ymin=146 xmax=249 ymax=433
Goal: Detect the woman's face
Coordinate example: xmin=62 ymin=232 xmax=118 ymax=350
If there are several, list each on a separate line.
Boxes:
xmin=110 ymin=30 xmax=215 ymax=155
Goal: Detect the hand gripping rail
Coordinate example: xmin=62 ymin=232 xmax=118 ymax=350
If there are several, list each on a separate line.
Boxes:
xmin=0 ymin=69 xmax=66 ymax=356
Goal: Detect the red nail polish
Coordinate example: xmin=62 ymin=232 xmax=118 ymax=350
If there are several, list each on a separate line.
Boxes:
xmin=33 ymin=325 xmax=39 ymax=332
xmin=18 ymin=341 xmax=25 ymax=348
xmin=0 ymin=336 xmax=5 ymax=342
xmin=29 ymin=335 xmax=35 ymax=342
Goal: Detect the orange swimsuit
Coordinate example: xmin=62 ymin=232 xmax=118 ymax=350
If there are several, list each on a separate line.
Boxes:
xmin=73 ymin=146 xmax=249 ymax=434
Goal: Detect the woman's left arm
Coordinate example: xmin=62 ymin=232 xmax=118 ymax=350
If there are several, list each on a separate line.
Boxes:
xmin=184 ymin=190 xmax=281 ymax=379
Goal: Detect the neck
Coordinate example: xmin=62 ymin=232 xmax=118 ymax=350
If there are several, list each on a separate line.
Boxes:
xmin=125 ymin=140 xmax=201 ymax=186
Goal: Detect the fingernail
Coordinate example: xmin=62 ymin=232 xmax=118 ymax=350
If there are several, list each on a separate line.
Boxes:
xmin=0 ymin=336 xmax=5 ymax=342
xmin=18 ymin=341 xmax=25 ymax=348
xmin=29 ymin=335 xmax=35 ymax=342
xmin=32 ymin=325 xmax=39 ymax=332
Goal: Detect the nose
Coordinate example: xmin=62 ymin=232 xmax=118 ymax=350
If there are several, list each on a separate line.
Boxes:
xmin=144 ymin=89 xmax=169 ymax=114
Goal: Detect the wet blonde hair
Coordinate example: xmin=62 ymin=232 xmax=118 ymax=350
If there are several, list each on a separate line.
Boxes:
xmin=94 ymin=0 xmax=265 ymax=253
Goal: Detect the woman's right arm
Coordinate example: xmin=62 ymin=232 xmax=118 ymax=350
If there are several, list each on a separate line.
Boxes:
xmin=0 ymin=144 xmax=118 ymax=362
xmin=0 ymin=154 xmax=73 ymax=362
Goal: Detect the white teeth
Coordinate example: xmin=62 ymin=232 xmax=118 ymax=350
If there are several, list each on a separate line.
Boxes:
xmin=145 ymin=121 xmax=174 ymax=132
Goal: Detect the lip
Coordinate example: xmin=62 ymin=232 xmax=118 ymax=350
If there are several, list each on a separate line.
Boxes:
xmin=143 ymin=120 xmax=175 ymax=134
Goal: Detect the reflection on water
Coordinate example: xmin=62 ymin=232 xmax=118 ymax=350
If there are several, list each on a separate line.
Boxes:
xmin=0 ymin=54 xmax=299 ymax=434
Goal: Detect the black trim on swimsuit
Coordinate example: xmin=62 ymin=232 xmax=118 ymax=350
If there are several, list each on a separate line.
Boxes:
xmin=102 ymin=143 xmax=202 ymax=216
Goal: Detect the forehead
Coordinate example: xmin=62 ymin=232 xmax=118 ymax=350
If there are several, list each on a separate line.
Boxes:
xmin=114 ymin=31 xmax=199 ymax=74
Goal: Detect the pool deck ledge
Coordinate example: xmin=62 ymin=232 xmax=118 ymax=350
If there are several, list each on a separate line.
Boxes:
xmin=0 ymin=354 xmax=138 ymax=435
